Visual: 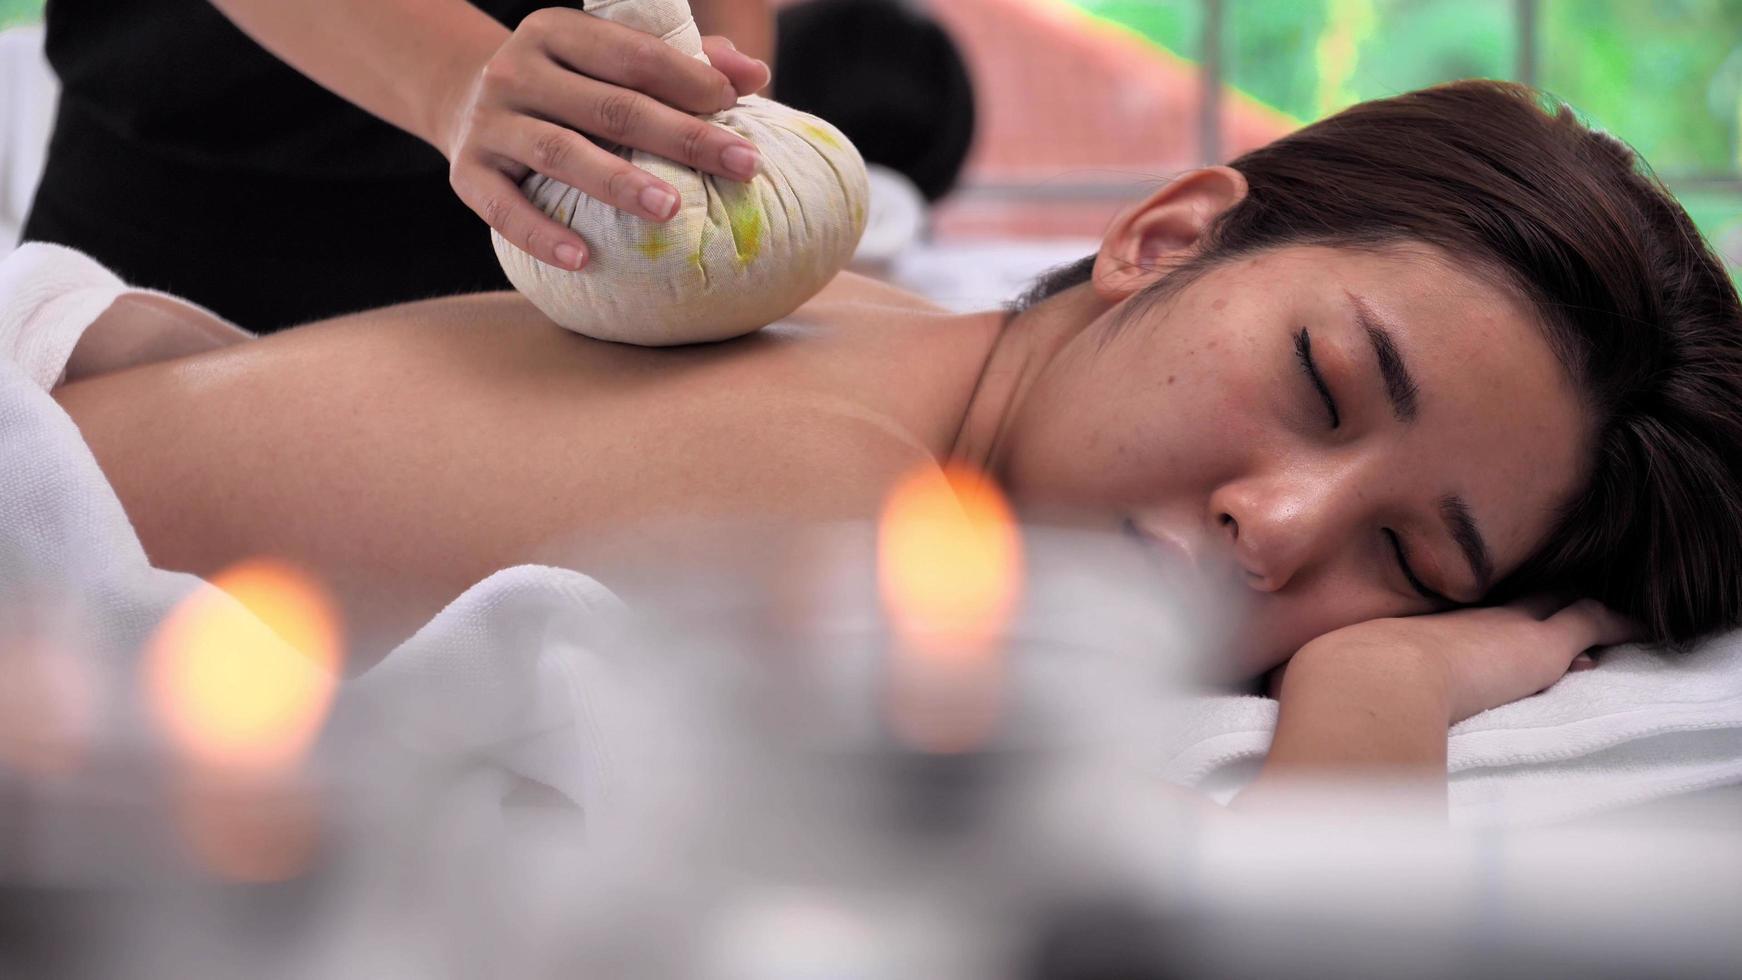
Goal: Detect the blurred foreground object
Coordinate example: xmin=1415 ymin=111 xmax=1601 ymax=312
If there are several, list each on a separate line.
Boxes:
xmin=144 ymin=560 xmax=340 ymax=883
xmin=2 ymin=509 xmax=1741 ymax=977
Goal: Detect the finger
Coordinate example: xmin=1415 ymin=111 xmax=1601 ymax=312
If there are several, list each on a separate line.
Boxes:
xmin=1505 ymin=594 xmax=1571 ymax=622
xmin=494 ymin=113 xmax=686 ymax=220
xmin=1567 ymin=653 xmax=1598 ymax=672
xmin=452 ymin=161 xmax=589 ymax=270
xmin=529 ymin=7 xmax=739 ymax=115
xmin=701 ymin=36 xmax=772 ymax=96
xmin=1591 ymin=603 xmax=1645 ymax=647
xmin=1548 ymin=598 xmax=1642 ymax=650
xmin=521 ymin=63 xmax=760 ymax=182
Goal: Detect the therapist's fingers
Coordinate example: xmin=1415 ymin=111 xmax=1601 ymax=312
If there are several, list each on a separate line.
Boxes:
xmin=494 ymin=115 xmax=687 ymax=221
xmin=453 ymin=164 xmax=589 ymax=271
xmin=525 ymin=7 xmax=739 ymax=115
xmin=1547 ymin=598 xmax=1641 ymax=650
xmin=1505 ymin=594 xmax=1568 ymax=621
xmin=512 ymin=60 xmax=759 ymax=184
xmin=1506 ymin=593 xmax=1641 ymax=649
xmin=449 ymin=7 xmax=772 ymax=259
xmin=700 ymin=36 xmax=772 ymax=96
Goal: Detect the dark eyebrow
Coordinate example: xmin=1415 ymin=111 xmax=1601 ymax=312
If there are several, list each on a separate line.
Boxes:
xmin=1342 ymin=291 xmax=1489 ymax=596
xmin=1346 ymin=291 xmax=1420 ymax=422
xmin=1439 ymin=494 xmax=1494 ymax=595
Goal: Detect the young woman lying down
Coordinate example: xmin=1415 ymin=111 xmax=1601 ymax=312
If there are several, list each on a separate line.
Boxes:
xmin=44 ymin=80 xmax=1742 ymax=801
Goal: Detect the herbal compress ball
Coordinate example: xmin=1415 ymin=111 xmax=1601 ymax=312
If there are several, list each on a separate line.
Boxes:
xmin=492 ymin=0 xmax=871 ymax=346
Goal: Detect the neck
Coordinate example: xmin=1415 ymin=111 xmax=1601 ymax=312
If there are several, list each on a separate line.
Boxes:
xmin=946 ymin=283 xmax=1109 ymax=474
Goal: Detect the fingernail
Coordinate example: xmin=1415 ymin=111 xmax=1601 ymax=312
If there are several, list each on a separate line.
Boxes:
xmin=639 ymin=185 xmax=678 ymax=220
xmin=555 ymin=243 xmax=584 ymax=269
xmin=723 ymin=144 xmax=759 ymax=180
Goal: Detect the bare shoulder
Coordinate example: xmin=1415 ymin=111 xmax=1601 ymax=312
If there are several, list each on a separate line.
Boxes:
xmin=794 ymin=269 xmax=954 ymax=318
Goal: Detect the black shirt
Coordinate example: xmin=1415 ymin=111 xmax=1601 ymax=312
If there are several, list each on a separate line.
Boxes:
xmin=24 ymin=0 xmax=551 ymax=330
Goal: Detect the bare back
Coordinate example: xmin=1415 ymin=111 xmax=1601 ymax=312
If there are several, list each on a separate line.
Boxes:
xmin=52 ymin=275 xmax=991 ymax=656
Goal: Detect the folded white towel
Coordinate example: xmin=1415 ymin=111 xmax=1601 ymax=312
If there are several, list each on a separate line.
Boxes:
xmin=0 ymin=241 xmax=245 ymax=390
xmin=1160 ymin=637 xmax=1742 ymax=826
xmin=0 ymin=241 xmax=132 ymax=390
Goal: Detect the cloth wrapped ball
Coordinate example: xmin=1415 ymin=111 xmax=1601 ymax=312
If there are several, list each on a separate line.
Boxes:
xmin=492 ymin=0 xmax=870 ymax=346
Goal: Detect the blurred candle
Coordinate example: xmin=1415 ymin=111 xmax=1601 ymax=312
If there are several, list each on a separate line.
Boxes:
xmin=877 ymin=464 xmax=1022 ymax=753
xmin=144 ymin=558 xmax=341 ymax=880
xmin=0 ymin=598 xmax=96 ymax=778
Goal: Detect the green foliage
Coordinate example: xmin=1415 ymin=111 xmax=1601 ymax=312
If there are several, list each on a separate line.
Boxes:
xmin=1541 ymin=0 xmax=1742 ymax=176
xmin=1073 ymin=0 xmax=1202 ymax=50
xmin=1679 ymin=189 xmax=1742 ymax=287
xmin=1068 ymin=0 xmax=1742 ymax=277
xmin=0 ymin=0 xmax=42 ymax=29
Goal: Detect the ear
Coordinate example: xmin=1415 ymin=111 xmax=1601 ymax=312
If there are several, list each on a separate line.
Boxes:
xmin=1092 ymin=166 xmax=1249 ymax=302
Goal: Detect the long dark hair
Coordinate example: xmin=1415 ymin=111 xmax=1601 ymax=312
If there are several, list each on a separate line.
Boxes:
xmin=1009 ymin=80 xmax=1742 ymax=645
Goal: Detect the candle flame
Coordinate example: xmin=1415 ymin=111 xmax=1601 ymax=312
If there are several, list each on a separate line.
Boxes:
xmin=877 ymin=464 xmax=1022 ymax=752
xmin=145 ymin=559 xmax=341 ymax=774
xmin=878 ymin=464 xmax=1021 ymax=648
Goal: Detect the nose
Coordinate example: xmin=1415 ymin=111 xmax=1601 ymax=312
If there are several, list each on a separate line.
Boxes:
xmin=1211 ymin=466 xmax=1357 ymax=593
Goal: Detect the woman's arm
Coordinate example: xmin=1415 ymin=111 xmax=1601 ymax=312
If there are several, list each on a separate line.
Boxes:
xmin=207 ymin=0 xmax=506 ymax=152
xmin=1238 ymin=642 xmax=1454 ymax=809
xmin=1232 ymin=600 xmax=1632 ymax=811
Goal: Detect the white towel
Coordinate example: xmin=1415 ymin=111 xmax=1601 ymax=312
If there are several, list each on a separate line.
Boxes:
xmin=0 ymin=241 xmax=133 ymax=390
xmin=1160 ymin=637 xmax=1742 ymax=826
xmin=0 ymin=246 xmax=207 ymax=667
xmin=343 ymin=564 xmax=629 ymax=814
xmin=0 ymin=241 xmax=249 ymax=389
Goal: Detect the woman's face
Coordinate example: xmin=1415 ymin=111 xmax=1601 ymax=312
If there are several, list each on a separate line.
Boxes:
xmin=994 ymin=243 xmax=1591 ymax=678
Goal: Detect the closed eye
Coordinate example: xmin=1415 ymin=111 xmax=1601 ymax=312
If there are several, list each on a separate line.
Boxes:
xmin=1294 ymin=328 xmax=1340 ymax=429
xmin=1384 ymin=527 xmax=1452 ymax=606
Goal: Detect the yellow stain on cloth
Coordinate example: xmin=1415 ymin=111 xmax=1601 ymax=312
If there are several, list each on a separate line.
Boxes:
xmin=726 ymin=195 xmax=764 ymax=266
xmin=801 ymin=123 xmax=843 ymax=149
xmin=633 ymin=227 xmax=673 ymax=261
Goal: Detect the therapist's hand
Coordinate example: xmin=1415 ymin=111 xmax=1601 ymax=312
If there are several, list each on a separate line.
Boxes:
xmin=439 ymin=7 xmax=772 ymax=271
